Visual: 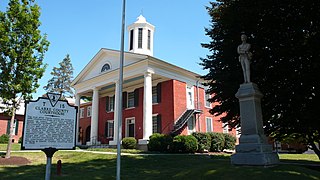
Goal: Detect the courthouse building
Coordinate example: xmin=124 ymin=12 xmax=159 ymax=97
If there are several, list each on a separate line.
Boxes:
xmin=71 ymin=15 xmax=236 ymax=146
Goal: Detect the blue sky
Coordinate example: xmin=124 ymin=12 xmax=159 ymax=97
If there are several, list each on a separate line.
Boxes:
xmin=1 ymin=0 xmax=212 ymax=98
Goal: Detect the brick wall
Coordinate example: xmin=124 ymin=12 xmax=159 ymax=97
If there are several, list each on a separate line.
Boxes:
xmin=153 ymin=80 xmax=175 ymax=134
xmin=78 ymin=79 xmax=237 ymax=145
xmin=0 ymin=114 xmax=24 ymax=143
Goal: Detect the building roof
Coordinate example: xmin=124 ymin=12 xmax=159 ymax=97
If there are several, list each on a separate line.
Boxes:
xmin=71 ymin=48 xmax=202 ymax=88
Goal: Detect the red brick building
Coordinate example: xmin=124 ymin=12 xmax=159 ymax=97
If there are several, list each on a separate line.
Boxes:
xmin=0 ymin=100 xmax=25 ymax=143
xmin=72 ymin=15 xmax=236 ymax=146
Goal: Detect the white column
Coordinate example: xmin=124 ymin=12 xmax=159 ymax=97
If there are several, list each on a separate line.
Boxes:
xmin=109 ymin=80 xmax=119 ymax=146
xmin=75 ymin=94 xmax=81 ymax=145
xmin=139 ymin=71 xmax=153 ymax=144
xmin=90 ymin=87 xmax=99 ymax=145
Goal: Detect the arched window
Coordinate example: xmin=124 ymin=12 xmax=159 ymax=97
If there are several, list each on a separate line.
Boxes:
xmin=101 ymin=63 xmax=111 ymax=72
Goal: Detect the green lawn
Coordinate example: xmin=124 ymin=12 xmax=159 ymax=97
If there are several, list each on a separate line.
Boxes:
xmin=0 ymin=148 xmax=319 ymax=180
xmin=0 ymin=143 xmax=22 ymax=151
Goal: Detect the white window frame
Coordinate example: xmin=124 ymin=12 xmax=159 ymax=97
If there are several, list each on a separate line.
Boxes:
xmin=101 ymin=63 xmax=111 ymax=73
xmin=206 ymin=117 xmax=213 ymax=132
xmin=138 ymin=28 xmax=143 ymax=49
xmin=126 ymin=117 xmax=135 ymax=137
xmin=223 ymin=122 xmax=229 ymax=133
xmin=152 ymin=114 xmax=158 ymax=134
xmin=87 ymin=106 xmax=92 ymax=117
xmin=127 ymin=92 xmax=135 ymax=108
xmin=186 ymin=86 xmax=194 ymax=109
xmin=80 ymin=108 xmax=84 ymax=118
xmin=109 ymin=96 xmax=115 ymax=112
xmin=187 ymin=115 xmax=196 ymax=135
xmin=106 ymin=120 xmax=114 ymax=138
xmin=152 ymin=86 xmax=158 ymax=104
xmin=205 ymin=93 xmax=211 ymax=108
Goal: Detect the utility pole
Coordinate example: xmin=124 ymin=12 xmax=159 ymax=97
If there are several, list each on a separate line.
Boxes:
xmin=116 ymin=0 xmax=126 ymax=180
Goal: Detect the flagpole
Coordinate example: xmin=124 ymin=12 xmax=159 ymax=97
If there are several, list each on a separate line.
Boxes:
xmin=116 ymin=0 xmax=126 ymax=179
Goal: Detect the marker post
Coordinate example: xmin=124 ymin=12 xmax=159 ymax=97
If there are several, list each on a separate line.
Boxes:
xmin=42 ymin=148 xmax=58 ymax=180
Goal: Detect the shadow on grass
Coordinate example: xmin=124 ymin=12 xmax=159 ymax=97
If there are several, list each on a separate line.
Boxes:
xmin=0 ymin=154 xmax=320 ymax=180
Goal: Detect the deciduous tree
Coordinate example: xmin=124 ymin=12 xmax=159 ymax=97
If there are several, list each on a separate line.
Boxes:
xmin=201 ymin=0 xmax=320 ymax=158
xmin=0 ymin=0 xmax=49 ymax=158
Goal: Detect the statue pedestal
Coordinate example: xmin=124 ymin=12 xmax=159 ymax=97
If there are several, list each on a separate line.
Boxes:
xmin=231 ymin=83 xmax=279 ymax=166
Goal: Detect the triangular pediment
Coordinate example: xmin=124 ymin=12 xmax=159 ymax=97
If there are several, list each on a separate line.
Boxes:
xmin=72 ymin=48 xmax=148 ymax=86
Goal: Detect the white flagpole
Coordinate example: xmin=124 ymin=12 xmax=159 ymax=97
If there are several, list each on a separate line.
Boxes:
xmin=116 ymin=0 xmax=126 ymax=179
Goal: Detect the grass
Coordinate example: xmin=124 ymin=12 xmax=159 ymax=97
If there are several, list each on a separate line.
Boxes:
xmin=0 ymin=143 xmax=22 ymax=151
xmin=86 ymin=147 xmax=145 ymax=154
xmin=0 ymin=149 xmax=319 ymax=180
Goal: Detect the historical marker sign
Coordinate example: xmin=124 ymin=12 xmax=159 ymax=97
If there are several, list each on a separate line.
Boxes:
xmin=22 ymin=94 xmax=78 ymax=150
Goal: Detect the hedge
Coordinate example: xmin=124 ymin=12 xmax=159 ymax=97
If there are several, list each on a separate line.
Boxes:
xmin=192 ymin=132 xmax=211 ymax=152
xmin=148 ymin=133 xmax=172 ymax=152
xmin=122 ymin=137 xmax=137 ymax=149
xmin=223 ymin=133 xmax=236 ymax=150
xmin=207 ymin=132 xmax=225 ymax=152
xmin=172 ymin=135 xmax=198 ymax=153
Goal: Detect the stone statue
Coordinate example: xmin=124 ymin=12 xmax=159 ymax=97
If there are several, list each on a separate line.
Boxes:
xmin=237 ymin=34 xmax=252 ymax=83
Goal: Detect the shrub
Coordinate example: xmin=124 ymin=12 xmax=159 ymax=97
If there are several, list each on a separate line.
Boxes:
xmin=208 ymin=132 xmax=225 ymax=152
xmin=192 ymin=132 xmax=211 ymax=152
xmin=148 ymin=133 xmax=172 ymax=152
xmin=172 ymin=135 xmax=198 ymax=153
xmin=0 ymin=134 xmax=9 ymax=144
xmin=223 ymin=133 xmax=236 ymax=150
xmin=122 ymin=137 xmax=137 ymax=149
xmin=18 ymin=137 xmax=22 ymax=143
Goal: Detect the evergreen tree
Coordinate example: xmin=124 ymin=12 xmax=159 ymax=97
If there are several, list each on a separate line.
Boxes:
xmin=201 ymin=0 xmax=320 ymax=158
xmin=44 ymin=54 xmax=74 ymax=98
xmin=0 ymin=0 xmax=49 ymax=158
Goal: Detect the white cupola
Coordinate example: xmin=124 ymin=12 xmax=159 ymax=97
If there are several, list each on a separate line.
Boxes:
xmin=127 ymin=15 xmax=155 ymax=56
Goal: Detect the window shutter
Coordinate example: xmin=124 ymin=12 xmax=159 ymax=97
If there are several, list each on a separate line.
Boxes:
xmin=157 ymin=115 xmax=162 ymax=133
xmin=122 ymin=92 xmax=127 ymax=108
xmin=157 ymin=83 xmax=161 ymax=103
xmin=15 ymin=119 xmax=19 ymax=135
xmin=6 ymin=120 xmax=10 ymax=135
xmin=134 ymin=89 xmax=139 ymax=107
xmin=106 ymin=96 xmax=110 ymax=112
xmin=104 ymin=122 xmax=108 ymax=137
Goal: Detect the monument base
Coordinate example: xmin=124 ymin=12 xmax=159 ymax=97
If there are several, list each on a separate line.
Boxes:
xmin=231 ymin=151 xmax=279 ymax=166
xmin=108 ymin=140 xmax=117 ymax=146
xmin=232 ymin=135 xmax=279 ymax=165
xmin=232 ymin=82 xmax=279 ymax=166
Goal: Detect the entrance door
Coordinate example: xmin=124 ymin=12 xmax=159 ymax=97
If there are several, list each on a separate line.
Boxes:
xmin=126 ymin=118 xmax=135 ymax=137
xmin=186 ymin=86 xmax=194 ymax=109
xmin=85 ymin=126 xmax=91 ymax=143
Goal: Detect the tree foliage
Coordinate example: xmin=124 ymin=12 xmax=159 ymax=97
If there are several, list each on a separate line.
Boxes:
xmin=43 ymin=54 xmax=74 ymax=98
xmin=201 ymin=0 xmax=320 ymax=158
xmin=0 ymin=0 xmax=49 ymax=158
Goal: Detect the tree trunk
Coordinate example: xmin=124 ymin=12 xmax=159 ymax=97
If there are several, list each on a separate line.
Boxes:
xmin=310 ymin=141 xmax=320 ymax=160
xmin=5 ymin=107 xmax=16 ymax=159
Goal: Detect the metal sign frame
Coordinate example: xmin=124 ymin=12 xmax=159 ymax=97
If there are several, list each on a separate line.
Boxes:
xmin=21 ymin=94 xmax=78 ymax=150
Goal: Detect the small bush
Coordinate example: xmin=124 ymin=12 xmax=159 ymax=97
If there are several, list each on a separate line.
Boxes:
xmin=0 ymin=134 xmax=9 ymax=144
xmin=208 ymin=132 xmax=225 ymax=152
xmin=172 ymin=135 xmax=198 ymax=153
xmin=192 ymin=132 xmax=211 ymax=152
xmin=18 ymin=137 xmax=22 ymax=143
xmin=122 ymin=137 xmax=137 ymax=149
xmin=148 ymin=133 xmax=172 ymax=152
xmin=223 ymin=133 xmax=236 ymax=150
